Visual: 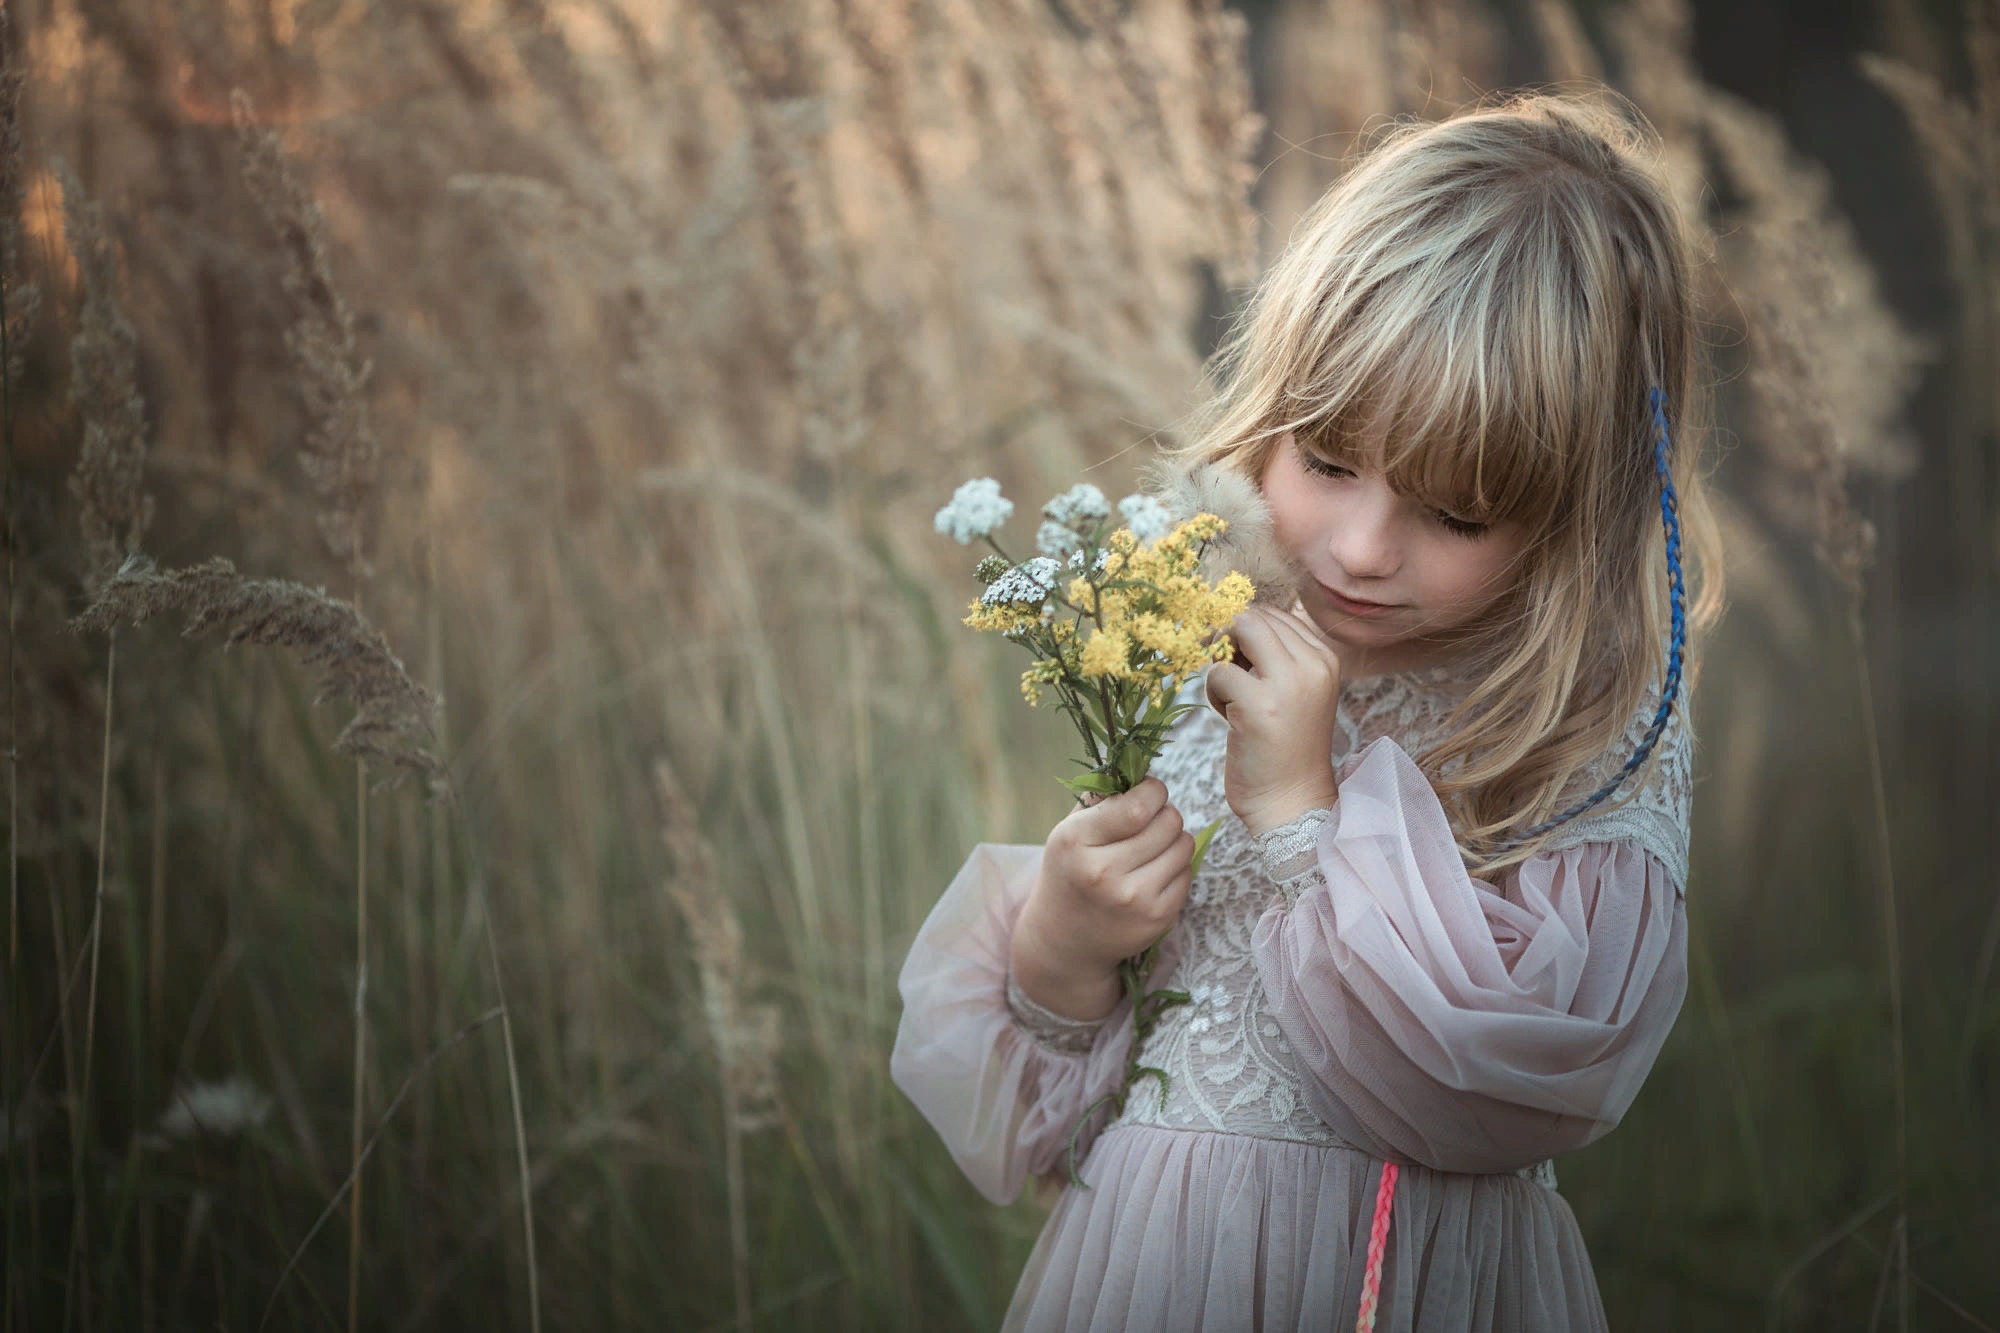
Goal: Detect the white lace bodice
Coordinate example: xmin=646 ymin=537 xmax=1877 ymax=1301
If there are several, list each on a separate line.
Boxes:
xmin=1065 ymin=660 xmax=1694 ymax=1177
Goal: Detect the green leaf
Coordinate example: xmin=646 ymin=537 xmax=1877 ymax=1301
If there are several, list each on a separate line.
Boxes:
xmin=1057 ymin=770 xmax=1120 ymax=797
xmin=1188 ymin=815 xmax=1226 ymax=877
xmin=1115 ymin=744 xmax=1150 ymax=790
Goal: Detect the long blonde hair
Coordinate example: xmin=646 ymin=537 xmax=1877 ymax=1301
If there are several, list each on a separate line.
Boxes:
xmin=1164 ymin=89 xmax=1726 ymax=875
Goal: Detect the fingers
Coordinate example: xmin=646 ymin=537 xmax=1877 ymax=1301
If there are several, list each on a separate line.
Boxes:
xmin=1076 ymin=776 xmax=1168 ymax=846
xmin=1260 ymin=607 xmax=1343 ymax=683
xmin=1222 ymin=608 xmax=1295 ymax=676
xmin=1204 ymin=660 xmax=1248 ymax=712
xmin=1263 ymin=604 xmax=1332 ymax=653
xmin=1132 ymin=823 xmax=1198 ymax=899
xmin=1105 ymin=798 xmax=1186 ymax=872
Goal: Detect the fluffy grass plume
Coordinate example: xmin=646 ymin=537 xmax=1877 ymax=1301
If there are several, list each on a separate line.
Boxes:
xmin=60 ymin=164 xmax=152 ymax=589
xmin=69 ymin=555 xmax=443 ymax=789
xmin=230 ymin=88 xmax=381 ymax=585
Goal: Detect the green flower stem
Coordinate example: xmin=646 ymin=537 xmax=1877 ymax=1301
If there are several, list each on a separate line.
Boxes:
xmin=1062 ymin=815 xmax=1224 ymax=1188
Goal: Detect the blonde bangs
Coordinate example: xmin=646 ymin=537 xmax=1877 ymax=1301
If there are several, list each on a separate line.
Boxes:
xmin=1290 ymin=317 xmax=1569 ymax=529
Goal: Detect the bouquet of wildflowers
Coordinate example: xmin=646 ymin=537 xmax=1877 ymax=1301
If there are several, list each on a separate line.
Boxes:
xmin=934 ymin=467 xmax=1293 ymax=1183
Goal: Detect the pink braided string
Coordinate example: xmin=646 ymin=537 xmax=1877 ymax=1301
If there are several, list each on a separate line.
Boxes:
xmin=1355 ymin=1161 xmax=1399 ymax=1333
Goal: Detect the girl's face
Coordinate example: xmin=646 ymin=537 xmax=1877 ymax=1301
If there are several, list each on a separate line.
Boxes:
xmin=1260 ymin=430 xmax=1530 ymax=679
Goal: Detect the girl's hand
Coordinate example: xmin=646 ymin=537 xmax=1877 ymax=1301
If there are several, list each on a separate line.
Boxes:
xmin=1204 ymin=605 xmax=1343 ymax=837
xmin=1011 ymin=778 xmax=1194 ymax=1020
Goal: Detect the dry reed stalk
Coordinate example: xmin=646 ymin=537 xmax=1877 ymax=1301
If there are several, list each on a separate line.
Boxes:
xmin=229 ymin=89 xmax=394 ymax=1327
xmin=654 ymin=757 xmax=781 ymax=1333
xmin=1185 ymin=0 xmax=1265 ymax=289
xmin=59 ymin=159 xmax=157 ymax=1333
xmin=1604 ymin=0 xmax=1712 ymax=228
xmin=1605 ymin=10 xmax=1936 ymax=1322
xmin=1260 ymin=0 xmax=1501 ymax=250
xmin=0 ymin=4 xmax=31 ymax=1327
xmin=1865 ymin=0 xmax=2000 ymax=1113
xmin=1693 ymin=45 xmax=1928 ymax=1333
xmin=253 ymin=1006 xmax=504 ymax=1333
xmin=1529 ymin=0 xmax=1603 ymax=87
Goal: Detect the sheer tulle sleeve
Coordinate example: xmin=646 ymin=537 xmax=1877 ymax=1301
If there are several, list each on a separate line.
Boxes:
xmin=890 ymin=842 xmax=1137 ymax=1205
xmin=1249 ymin=736 xmax=1689 ymax=1175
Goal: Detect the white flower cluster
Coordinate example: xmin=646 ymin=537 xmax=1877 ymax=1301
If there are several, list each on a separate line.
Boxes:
xmin=1118 ymin=493 xmax=1175 ymax=544
xmin=979 ymin=556 xmax=1061 ymax=607
xmin=934 ymin=477 xmax=1014 ymax=545
xmin=1036 ymin=483 xmax=1111 ymax=558
xmin=1036 ymin=519 xmax=1085 ymax=559
xmin=1043 ymin=483 xmax=1111 ymax=529
xmin=936 ymin=475 xmax=1178 ymax=557
xmin=1066 ymin=547 xmax=1110 ymax=576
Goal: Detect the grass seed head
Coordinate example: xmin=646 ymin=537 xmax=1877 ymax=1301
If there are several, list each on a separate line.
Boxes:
xmin=230 ymin=88 xmax=381 ymax=585
xmin=70 ymin=555 xmax=446 ymax=791
xmin=60 ymin=163 xmax=153 ymax=589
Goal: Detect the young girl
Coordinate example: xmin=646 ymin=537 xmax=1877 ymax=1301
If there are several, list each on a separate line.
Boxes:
xmin=891 ymin=90 xmax=1723 ymax=1332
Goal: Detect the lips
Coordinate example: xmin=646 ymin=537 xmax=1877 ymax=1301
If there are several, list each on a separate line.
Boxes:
xmin=1317 ymin=582 xmax=1401 ymax=616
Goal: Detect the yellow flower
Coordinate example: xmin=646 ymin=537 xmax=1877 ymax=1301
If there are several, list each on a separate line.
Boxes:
xmin=1020 ymin=656 xmax=1068 ymax=705
xmin=964 ymin=601 xmax=1038 ymax=634
xmin=1079 ymin=628 xmax=1135 ymax=679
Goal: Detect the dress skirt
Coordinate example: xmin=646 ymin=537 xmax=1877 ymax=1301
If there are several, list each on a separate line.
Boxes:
xmin=1003 ymin=1123 xmax=1606 ymax=1333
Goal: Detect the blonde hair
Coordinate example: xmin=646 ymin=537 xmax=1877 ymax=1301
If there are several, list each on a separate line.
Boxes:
xmin=1164 ymin=89 xmax=1726 ymax=875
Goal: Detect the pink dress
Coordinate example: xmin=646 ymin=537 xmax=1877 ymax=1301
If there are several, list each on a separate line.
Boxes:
xmin=891 ymin=660 xmax=1694 ymax=1331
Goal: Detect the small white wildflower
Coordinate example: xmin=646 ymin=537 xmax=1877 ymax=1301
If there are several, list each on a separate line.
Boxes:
xmin=1036 ymin=519 xmax=1086 ymax=559
xmin=1066 ymin=548 xmax=1110 ymax=576
xmin=154 ymin=1075 xmax=273 ymax=1141
xmin=1042 ymin=483 xmax=1110 ymax=530
xmin=934 ymin=478 xmax=1014 ymax=545
xmin=1118 ymin=493 xmax=1174 ymax=544
xmin=979 ymin=556 xmax=1061 ymax=607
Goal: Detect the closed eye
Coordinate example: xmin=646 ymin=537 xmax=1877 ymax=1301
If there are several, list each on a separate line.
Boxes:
xmin=1298 ymin=452 xmax=1353 ymax=481
xmin=1431 ymin=511 xmax=1491 ymax=539
xmin=1299 ymin=451 xmax=1490 ymax=539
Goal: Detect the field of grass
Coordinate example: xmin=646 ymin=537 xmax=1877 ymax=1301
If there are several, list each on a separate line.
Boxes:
xmin=2 ymin=0 xmax=1996 ymax=1328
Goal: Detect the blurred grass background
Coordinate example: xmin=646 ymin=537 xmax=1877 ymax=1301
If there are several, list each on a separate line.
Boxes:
xmin=1 ymin=0 xmax=1995 ymax=1328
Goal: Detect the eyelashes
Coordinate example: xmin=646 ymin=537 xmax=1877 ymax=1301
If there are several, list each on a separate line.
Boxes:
xmin=1296 ymin=452 xmax=1492 ymax=539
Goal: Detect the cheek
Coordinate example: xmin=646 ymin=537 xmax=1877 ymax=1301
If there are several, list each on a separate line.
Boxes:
xmin=1455 ymin=545 xmax=1524 ymax=607
xmin=1259 ymin=462 xmax=1316 ymax=547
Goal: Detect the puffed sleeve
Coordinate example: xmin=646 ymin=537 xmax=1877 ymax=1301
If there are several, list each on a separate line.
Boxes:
xmin=890 ymin=842 xmax=1137 ymax=1204
xmin=1249 ymin=736 xmax=1688 ymax=1174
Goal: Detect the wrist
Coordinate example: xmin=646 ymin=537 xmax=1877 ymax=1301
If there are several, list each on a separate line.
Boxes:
xmin=1242 ymin=780 xmax=1339 ymax=839
xmin=1011 ymin=905 xmax=1122 ymax=1022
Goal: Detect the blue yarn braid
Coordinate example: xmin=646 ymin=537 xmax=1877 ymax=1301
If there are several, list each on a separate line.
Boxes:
xmin=1489 ymin=386 xmax=1687 ymax=854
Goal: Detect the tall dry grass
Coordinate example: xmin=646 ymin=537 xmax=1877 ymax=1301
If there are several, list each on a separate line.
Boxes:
xmin=2 ymin=0 xmax=1996 ymax=1329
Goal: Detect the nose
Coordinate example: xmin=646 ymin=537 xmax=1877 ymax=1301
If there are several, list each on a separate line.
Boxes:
xmin=1327 ymin=480 xmax=1402 ymax=581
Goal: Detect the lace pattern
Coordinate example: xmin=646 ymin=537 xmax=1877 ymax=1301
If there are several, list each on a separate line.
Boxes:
xmin=1005 ymin=967 xmax=1105 ymax=1056
xmin=1100 ymin=660 xmax=1694 ymax=1186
